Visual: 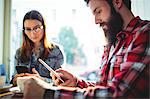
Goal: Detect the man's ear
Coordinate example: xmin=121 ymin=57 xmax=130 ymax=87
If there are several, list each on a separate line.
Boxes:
xmin=112 ymin=0 xmax=123 ymax=9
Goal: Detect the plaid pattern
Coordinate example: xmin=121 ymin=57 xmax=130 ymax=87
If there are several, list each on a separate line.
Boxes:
xmin=82 ymin=16 xmax=150 ymax=98
xmin=45 ymin=17 xmax=150 ymax=98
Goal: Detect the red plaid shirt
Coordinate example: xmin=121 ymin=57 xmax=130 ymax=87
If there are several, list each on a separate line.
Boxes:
xmin=77 ymin=16 xmax=150 ymax=98
xmin=45 ymin=17 xmax=150 ymax=99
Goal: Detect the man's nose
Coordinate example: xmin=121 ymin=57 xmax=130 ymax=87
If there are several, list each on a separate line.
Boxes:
xmin=95 ymin=17 xmax=102 ymax=24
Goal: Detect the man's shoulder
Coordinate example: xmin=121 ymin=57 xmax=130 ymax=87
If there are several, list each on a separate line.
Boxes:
xmin=138 ymin=19 xmax=150 ymax=29
xmin=134 ymin=19 xmax=149 ymax=36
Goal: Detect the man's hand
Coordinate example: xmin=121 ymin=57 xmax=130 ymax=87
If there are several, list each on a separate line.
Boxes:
xmin=84 ymin=86 xmax=109 ymax=97
xmin=23 ymin=77 xmax=45 ymax=99
xmin=51 ymin=69 xmax=77 ymax=87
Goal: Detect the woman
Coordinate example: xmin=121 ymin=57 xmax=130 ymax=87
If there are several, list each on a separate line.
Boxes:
xmin=11 ymin=10 xmax=64 ymax=86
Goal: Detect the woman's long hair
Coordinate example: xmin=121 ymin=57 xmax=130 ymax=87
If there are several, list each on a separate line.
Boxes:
xmin=20 ymin=10 xmax=54 ymax=62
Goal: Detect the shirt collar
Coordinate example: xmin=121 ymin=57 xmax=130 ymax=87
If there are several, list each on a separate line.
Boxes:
xmin=116 ymin=16 xmax=141 ymax=40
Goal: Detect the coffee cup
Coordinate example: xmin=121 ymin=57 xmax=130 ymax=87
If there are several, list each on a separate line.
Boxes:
xmin=16 ymin=76 xmax=32 ymax=92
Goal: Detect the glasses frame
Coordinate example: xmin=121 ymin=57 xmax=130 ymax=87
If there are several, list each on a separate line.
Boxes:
xmin=23 ymin=25 xmax=43 ymax=34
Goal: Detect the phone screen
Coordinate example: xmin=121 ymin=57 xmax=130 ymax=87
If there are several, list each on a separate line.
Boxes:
xmin=16 ymin=66 xmax=29 ymax=74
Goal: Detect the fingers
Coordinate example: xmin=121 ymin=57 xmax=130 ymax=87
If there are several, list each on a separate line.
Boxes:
xmin=52 ymin=73 xmax=63 ymax=85
xmin=84 ymin=86 xmax=103 ymax=97
xmin=55 ymin=69 xmax=67 ymax=75
xmin=51 ymin=69 xmax=77 ymax=87
xmin=51 ymin=69 xmax=64 ymax=83
xmin=32 ymin=68 xmax=39 ymax=74
xmin=59 ymin=79 xmax=71 ymax=86
xmin=51 ymin=72 xmax=57 ymax=81
xmin=25 ymin=68 xmax=38 ymax=76
xmin=25 ymin=69 xmax=43 ymax=80
xmin=16 ymin=73 xmax=26 ymax=77
xmin=54 ymin=78 xmax=61 ymax=85
xmin=13 ymin=73 xmax=26 ymax=85
xmin=84 ymin=87 xmax=95 ymax=97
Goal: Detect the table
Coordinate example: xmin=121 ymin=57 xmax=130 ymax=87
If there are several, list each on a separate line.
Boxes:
xmin=0 ymin=92 xmax=23 ymax=99
xmin=0 ymin=84 xmax=23 ymax=99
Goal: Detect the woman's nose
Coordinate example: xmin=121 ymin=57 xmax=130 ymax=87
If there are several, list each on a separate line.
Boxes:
xmin=31 ymin=30 xmax=37 ymax=34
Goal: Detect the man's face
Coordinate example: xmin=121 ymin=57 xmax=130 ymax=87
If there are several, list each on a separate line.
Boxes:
xmin=89 ymin=0 xmax=123 ymax=44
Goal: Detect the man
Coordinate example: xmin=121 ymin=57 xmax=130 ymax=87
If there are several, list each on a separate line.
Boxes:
xmin=23 ymin=0 xmax=150 ymax=98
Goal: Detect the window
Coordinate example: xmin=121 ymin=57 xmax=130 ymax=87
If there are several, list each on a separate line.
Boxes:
xmin=9 ymin=0 xmax=150 ymax=82
xmin=10 ymin=0 xmax=105 ymax=82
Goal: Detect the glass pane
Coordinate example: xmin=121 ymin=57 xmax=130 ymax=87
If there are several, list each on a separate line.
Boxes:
xmin=10 ymin=0 xmax=150 ymax=82
xmin=10 ymin=0 xmax=106 ymax=82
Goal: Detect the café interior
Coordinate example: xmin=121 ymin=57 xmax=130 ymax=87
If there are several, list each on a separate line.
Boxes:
xmin=0 ymin=0 xmax=149 ymax=98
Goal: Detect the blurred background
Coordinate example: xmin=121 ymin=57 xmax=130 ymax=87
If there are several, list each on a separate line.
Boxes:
xmin=0 ymin=0 xmax=150 ymax=84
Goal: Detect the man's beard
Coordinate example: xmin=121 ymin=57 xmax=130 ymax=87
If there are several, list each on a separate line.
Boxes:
xmin=105 ymin=6 xmax=124 ymax=45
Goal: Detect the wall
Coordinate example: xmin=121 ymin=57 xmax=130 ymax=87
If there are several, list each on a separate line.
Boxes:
xmin=132 ymin=0 xmax=150 ymax=20
xmin=3 ymin=0 xmax=11 ymax=81
xmin=0 ymin=0 xmax=4 ymax=64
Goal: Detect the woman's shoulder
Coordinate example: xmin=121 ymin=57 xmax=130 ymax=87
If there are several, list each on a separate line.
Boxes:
xmin=15 ymin=48 xmax=23 ymax=57
xmin=15 ymin=48 xmax=21 ymax=54
xmin=48 ymin=42 xmax=64 ymax=56
xmin=14 ymin=48 xmax=22 ymax=59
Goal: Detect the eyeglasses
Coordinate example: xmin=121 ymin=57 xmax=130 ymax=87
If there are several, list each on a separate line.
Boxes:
xmin=24 ymin=25 xmax=43 ymax=34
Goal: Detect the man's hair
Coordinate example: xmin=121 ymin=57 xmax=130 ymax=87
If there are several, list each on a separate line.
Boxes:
xmin=84 ymin=0 xmax=90 ymax=5
xmin=122 ymin=0 xmax=131 ymax=10
xmin=84 ymin=0 xmax=131 ymax=11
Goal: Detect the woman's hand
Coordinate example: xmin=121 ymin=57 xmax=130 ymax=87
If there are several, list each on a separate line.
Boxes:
xmin=25 ymin=68 xmax=45 ymax=81
xmin=13 ymin=73 xmax=26 ymax=86
xmin=51 ymin=69 xmax=77 ymax=87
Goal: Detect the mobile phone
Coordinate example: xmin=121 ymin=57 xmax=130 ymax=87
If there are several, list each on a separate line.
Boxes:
xmin=15 ymin=66 xmax=29 ymax=74
xmin=38 ymin=58 xmax=64 ymax=83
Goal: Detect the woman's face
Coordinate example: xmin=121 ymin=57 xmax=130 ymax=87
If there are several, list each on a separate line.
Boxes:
xmin=24 ymin=19 xmax=44 ymax=44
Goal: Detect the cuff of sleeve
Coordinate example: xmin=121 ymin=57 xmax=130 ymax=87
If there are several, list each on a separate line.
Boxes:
xmin=76 ymin=79 xmax=88 ymax=89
